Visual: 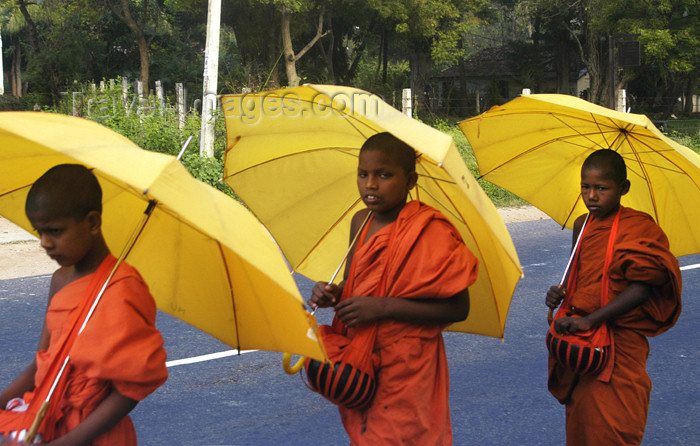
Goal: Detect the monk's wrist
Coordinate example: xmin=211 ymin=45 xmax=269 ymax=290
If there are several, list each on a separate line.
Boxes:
xmin=583 ymin=313 xmax=603 ymax=329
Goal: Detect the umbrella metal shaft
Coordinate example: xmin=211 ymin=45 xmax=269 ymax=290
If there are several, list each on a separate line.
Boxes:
xmin=549 ymin=213 xmax=590 ymax=325
xmin=310 ymin=212 xmax=372 ymax=316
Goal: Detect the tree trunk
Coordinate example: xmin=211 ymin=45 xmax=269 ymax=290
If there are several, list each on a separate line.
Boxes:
xmin=12 ymin=43 xmax=21 ymax=97
xmin=16 ymin=0 xmax=40 ymax=54
xmin=374 ymin=32 xmax=383 ymax=85
xmin=280 ymin=5 xmax=329 ymax=88
xmin=457 ymin=40 xmax=467 ymax=112
xmin=266 ymin=9 xmax=280 ymax=90
xmin=321 ymin=10 xmax=335 ymax=84
xmin=105 ymin=0 xmax=151 ymax=96
xmin=555 ymin=28 xmax=570 ymax=94
xmin=137 ymin=34 xmax=150 ymax=97
xmin=381 ymin=31 xmax=388 ymax=84
xmin=566 ymin=11 xmax=605 ymax=105
xmin=683 ymin=77 xmax=695 ymax=114
xmin=409 ymin=48 xmax=430 ymax=114
xmin=281 ymin=6 xmax=300 ymax=87
xmin=322 ymin=30 xmax=335 ymax=84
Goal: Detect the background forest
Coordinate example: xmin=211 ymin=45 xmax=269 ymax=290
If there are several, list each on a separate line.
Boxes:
xmin=1 ymin=0 xmax=698 ymax=115
xmin=1 ymin=0 xmax=698 ymax=203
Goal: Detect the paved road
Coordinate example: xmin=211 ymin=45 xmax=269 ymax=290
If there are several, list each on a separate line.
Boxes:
xmin=1 ymin=219 xmax=698 ymax=445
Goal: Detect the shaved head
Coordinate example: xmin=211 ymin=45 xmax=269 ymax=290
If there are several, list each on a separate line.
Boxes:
xmin=360 ymin=132 xmax=417 ymax=174
xmin=581 ymin=149 xmax=627 ymax=184
xmin=26 ymin=164 xmax=102 ymax=219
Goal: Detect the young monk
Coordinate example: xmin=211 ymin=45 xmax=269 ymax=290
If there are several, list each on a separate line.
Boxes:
xmin=309 ymin=132 xmax=479 ymax=445
xmin=0 ymin=164 xmax=168 ymax=445
xmin=546 ymin=149 xmax=682 ymax=445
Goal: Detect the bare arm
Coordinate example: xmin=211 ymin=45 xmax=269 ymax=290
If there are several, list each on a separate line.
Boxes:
xmin=307 ymin=209 xmax=369 ymax=310
xmin=553 ymin=282 xmax=652 ymax=334
xmin=0 ymin=361 xmax=38 ymax=409
xmin=0 ymin=306 xmax=52 ymax=408
xmin=46 ymin=389 xmax=138 ymax=446
xmin=545 ymin=214 xmax=588 ymax=310
xmin=334 ymin=288 xmax=470 ymax=328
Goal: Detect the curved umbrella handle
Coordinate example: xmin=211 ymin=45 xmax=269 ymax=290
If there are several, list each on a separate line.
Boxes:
xmin=547 ymin=308 xmax=554 ymax=325
xmin=282 ymin=352 xmax=306 ymax=375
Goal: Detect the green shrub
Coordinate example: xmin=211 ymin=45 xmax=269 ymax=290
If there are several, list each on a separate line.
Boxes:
xmin=431 ymin=119 xmax=526 ymax=208
xmin=48 ymin=79 xmax=236 ymax=199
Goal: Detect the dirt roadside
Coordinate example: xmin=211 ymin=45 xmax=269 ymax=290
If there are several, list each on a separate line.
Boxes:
xmin=0 ymin=206 xmax=549 ymax=281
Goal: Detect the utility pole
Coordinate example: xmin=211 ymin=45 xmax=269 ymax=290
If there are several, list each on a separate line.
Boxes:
xmin=200 ymin=0 xmax=221 ymax=158
xmin=609 ymin=35 xmax=615 ymax=111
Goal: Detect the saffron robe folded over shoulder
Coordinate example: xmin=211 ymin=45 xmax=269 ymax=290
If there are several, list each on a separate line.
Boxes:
xmin=335 ymin=201 xmax=479 ymax=446
xmin=16 ymin=255 xmax=167 ymax=445
xmin=548 ymin=206 xmax=682 ymax=446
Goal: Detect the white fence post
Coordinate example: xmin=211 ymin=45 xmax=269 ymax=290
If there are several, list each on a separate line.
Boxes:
xmin=155 ymin=80 xmax=165 ymax=116
xmin=617 ymin=89 xmax=627 ymax=112
xmin=121 ymin=77 xmax=129 ymax=112
xmin=402 ymin=88 xmax=412 ymax=118
xmin=176 ymin=83 xmax=186 ymax=130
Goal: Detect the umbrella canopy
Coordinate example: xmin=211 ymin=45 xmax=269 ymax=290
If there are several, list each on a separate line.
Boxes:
xmin=458 ymin=93 xmax=700 ymax=257
xmin=221 ymin=84 xmax=522 ymax=338
xmin=0 ymin=111 xmax=327 ymax=361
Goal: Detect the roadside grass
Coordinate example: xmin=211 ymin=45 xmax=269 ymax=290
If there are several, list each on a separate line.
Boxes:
xmin=435 ymin=121 xmax=527 ymax=208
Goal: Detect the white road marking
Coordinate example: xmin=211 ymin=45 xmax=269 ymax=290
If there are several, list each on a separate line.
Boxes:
xmin=166 ymin=349 xmax=258 ymax=368
xmin=165 ymin=263 xmax=698 ymax=369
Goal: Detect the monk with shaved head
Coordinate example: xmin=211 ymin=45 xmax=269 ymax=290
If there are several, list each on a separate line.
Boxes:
xmin=0 ymin=164 xmax=167 ymax=445
xmin=309 ymin=133 xmax=479 ymax=444
xmin=546 ymin=149 xmax=682 ymax=445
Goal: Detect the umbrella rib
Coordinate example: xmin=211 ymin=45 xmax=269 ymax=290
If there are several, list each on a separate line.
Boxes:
xmin=561 ymin=194 xmax=586 ymax=229
xmin=623 ymin=136 xmax=689 ymax=175
xmin=294 ymin=197 xmax=365 ymax=274
xmin=478 ymin=116 xmax=645 ymax=180
xmin=296 ymin=89 xmax=386 ymax=138
xmin=624 ymin=137 xmax=661 ymax=223
xmin=415 ymin=163 xmax=508 ymax=335
xmin=217 ymin=241 xmax=241 ymax=352
xmin=0 ymin=183 xmax=32 ymax=200
xmin=336 ymin=109 xmax=385 ymax=139
xmin=414 ymin=184 xmax=465 ymax=225
xmin=477 ymin=126 xmax=619 ymax=179
xmin=225 ymin=147 xmax=358 ymax=179
xmin=588 ymin=113 xmax=620 ymax=150
xmin=417 ymin=173 xmax=456 ymax=184
xmin=478 ymin=134 xmax=600 ymax=179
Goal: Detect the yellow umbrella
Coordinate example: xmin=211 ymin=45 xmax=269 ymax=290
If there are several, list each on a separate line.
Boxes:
xmin=221 ymin=84 xmax=522 ymax=338
xmin=458 ymin=93 xmax=700 ymax=257
xmin=0 ymin=111 xmax=327 ymax=361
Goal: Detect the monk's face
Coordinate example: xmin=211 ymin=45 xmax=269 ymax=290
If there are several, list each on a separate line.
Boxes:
xmin=580 ymin=166 xmax=629 ymax=219
xmin=26 ymin=204 xmax=101 ymax=268
xmin=357 ymin=150 xmax=417 ymax=219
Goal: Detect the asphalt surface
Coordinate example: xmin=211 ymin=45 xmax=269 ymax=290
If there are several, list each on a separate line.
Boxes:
xmin=1 ymin=218 xmax=698 ymax=445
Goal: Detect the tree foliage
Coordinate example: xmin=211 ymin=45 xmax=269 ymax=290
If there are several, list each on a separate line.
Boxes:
xmin=0 ymin=0 xmax=696 ymax=119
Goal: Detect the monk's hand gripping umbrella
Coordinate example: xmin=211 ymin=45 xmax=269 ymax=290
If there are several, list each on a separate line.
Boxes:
xmin=282 ymin=212 xmax=372 ymax=375
xmin=548 ymin=213 xmax=590 ymax=325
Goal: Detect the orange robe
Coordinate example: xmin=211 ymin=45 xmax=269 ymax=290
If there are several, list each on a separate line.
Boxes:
xmin=548 ymin=207 xmax=682 ymax=445
xmin=15 ymin=255 xmax=167 ymax=444
xmin=335 ymin=201 xmax=479 ymax=445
